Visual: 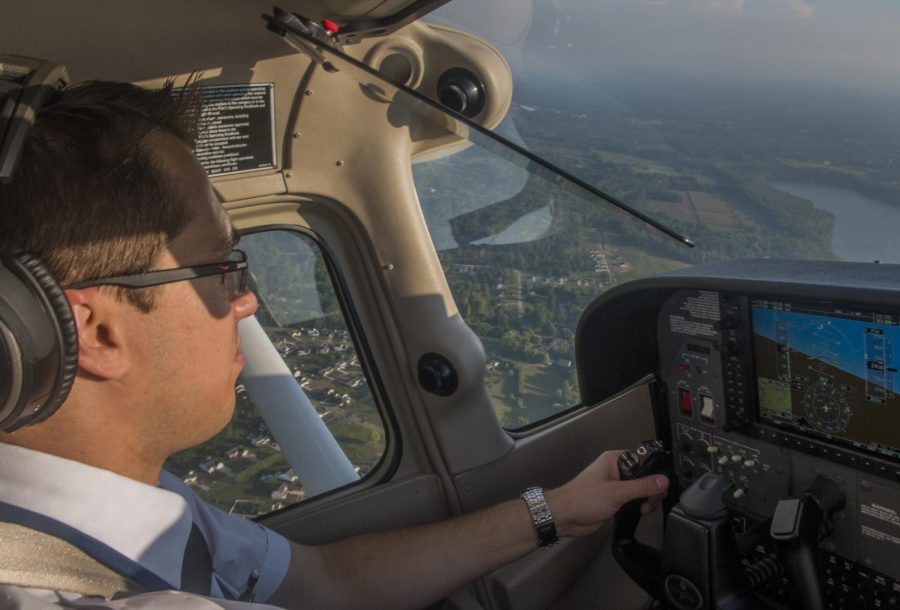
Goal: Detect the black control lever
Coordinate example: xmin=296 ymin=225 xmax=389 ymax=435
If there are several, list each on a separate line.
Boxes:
xmin=770 ymin=476 xmax=846 ymax=610
xmin=613 ymin=440 xmax=672 ymax=602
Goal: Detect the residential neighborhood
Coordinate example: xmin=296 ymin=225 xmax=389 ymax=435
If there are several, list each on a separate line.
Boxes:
xmin=165 ymin=322 xmax=385 ymax=517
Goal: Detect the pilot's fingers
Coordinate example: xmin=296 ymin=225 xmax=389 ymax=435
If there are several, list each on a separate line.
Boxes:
xmin=599 ymin=450 xmax=627 ymax=480
xmin=640 ymin=492 xmax=668 ymax=515
xmin=607 ymin=474 xmax=670 ymax=507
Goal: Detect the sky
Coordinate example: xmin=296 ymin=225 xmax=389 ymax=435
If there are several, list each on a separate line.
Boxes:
xmin=431 ymin=0 xmax=900 ymax=93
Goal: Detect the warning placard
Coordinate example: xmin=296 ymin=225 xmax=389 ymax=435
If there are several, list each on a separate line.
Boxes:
xmin=858 ymin=479 xmax=900 ymax=580
xmin=193 ymin=84 xmax=276 ymax=177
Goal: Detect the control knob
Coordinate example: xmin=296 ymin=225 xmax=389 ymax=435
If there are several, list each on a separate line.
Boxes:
xmin=693 ymin=439 xmax=710 ymax=456
xmin=679 ymin=434 xmax=694 ymax=454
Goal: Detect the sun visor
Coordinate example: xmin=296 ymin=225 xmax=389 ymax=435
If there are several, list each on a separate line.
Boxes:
xmin=284 ymin=0 xmax=452 ymax=43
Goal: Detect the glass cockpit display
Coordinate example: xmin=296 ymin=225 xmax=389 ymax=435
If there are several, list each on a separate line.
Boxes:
xmin=752 ymin=299 xmax=900 ymax=461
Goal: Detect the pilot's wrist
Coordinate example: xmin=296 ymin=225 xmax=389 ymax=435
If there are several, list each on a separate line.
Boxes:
xmin=521 ymin=486 xmax=560 ymax=547
xmin=543 ymin=487 xmax=575 ymax=539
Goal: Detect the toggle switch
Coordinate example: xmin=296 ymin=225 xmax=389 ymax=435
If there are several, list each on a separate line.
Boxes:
xmin=700 ymin=395 xmax=715 ymax=423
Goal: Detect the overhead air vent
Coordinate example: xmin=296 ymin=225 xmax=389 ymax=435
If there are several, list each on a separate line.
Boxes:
xmin=417 ymin=353 xmax=459 ymax=396
xmin=436 ymin=68 xmax=485 ymax=118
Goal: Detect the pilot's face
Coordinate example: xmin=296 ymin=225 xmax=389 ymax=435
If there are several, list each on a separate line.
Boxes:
xmin=139 ymin=130 xmax=258 ymax=451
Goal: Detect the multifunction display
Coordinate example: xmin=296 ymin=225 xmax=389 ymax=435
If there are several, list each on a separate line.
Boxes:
xmin=752 ymin=299 xmax=900 ymax=461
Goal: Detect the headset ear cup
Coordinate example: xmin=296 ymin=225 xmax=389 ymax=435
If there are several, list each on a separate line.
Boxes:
xmin=5 ymin=251 xmax=78 ymax=429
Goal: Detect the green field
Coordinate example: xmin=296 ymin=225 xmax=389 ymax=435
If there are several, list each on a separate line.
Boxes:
xmin=610 ymin=245 xmax=689 ymax=281
xmin=484 ymin=352 xmax=577 ymax=428
xmin=594 ymin=149 xmax=680 ymax=176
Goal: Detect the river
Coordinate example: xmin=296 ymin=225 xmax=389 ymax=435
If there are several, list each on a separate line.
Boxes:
xmin=772 ymin=182 xmax=900 ymax=264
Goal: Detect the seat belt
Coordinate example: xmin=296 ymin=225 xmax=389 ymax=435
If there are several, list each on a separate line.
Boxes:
xmin=0 ymin=521 xmax=143 ymax=599
xmin=0 ymin=501 xmax=213 ymax=598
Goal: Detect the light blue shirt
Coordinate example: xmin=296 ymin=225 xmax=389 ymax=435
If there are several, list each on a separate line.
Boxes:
xmin=0 ymin=442 xmax=291 ymax=605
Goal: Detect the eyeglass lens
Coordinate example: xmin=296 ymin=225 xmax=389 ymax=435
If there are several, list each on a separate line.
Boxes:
xmin=219 ymin=268 xmax=242 ymax=296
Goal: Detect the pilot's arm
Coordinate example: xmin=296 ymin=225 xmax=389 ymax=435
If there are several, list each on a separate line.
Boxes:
xmin=267 ymin=451 xmax=668 ymax=610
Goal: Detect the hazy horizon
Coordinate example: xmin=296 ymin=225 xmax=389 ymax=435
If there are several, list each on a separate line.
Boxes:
xmin=431 ymin=0 xmax=900 ymax=95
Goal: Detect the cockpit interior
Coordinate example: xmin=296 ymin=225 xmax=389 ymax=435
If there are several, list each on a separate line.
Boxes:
xmin=4 ymin=0 xmax=900 ymax=608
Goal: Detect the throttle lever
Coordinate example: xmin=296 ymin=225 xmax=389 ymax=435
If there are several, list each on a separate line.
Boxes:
xmin=612 ymin=440 xmax=672 ymax=602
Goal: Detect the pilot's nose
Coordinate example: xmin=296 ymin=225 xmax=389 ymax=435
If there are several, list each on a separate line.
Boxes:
xmin=233 ymin=289 xmax=258 ymax=320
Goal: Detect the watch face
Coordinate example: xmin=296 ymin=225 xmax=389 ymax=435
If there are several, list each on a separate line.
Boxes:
xmin=536 ymin=522 xmax=559 ymax=547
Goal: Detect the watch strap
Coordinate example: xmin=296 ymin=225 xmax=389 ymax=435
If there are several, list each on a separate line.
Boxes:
xmin=521 ymin=486 xmax=558 ymax=548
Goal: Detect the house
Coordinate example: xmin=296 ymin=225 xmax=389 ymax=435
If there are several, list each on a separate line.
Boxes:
xmin=199 ymin=459 xmax=224 ymax=474
xmin=226 ymin=446 xmax=254 ymax=460
xmin=247 ymin=433 xmax=271 ymax=447
xmin=278 ymin=469 xmax=299 ymax=483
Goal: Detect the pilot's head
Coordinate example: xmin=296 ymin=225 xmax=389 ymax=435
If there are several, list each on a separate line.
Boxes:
xmin=0 ymin=81 xmax=257 ymax=478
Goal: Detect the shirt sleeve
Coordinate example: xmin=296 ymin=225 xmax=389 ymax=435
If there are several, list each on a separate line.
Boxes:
xmin=157 ymin=472 xmax=291 ymax=603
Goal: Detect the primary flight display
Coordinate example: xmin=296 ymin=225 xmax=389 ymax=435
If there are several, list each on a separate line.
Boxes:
xmin=752 ymin=299 xmax=900 ymax=462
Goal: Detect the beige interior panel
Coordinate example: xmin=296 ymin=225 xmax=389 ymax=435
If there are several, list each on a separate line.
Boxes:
xmin=454 ymin=385 xmax=658 ymax=512
xmin=266 ymin=21 xmax=518 ymax=475
xmin=455 ymin=385 xmax=662 ymax=609
xmin=262 ymin=473 xmax=449 ymax=545
xmin=4 ymin=1 xmax=298 ymax=82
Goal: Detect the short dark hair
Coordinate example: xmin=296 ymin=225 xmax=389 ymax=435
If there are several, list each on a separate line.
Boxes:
xmin=0 ymin=78 xmax=202 ymax=310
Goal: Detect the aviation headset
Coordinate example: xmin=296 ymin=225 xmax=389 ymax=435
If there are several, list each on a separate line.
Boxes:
xmin=0 ymin=56 xmax=78 ymax=432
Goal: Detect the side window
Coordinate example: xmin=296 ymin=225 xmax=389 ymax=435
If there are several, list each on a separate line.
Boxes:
xmin=166 ymin=229 xmax=387 ymax=516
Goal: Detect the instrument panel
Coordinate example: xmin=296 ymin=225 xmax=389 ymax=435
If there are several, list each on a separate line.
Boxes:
xmin=658 ymin=288 xmax=900 ymax=605
xmin=574 ymin=260 xmax=900 ymax=607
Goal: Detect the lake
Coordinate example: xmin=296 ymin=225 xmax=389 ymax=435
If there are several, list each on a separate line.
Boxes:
xmin=772 ymin=182 xmax=900 ymax=263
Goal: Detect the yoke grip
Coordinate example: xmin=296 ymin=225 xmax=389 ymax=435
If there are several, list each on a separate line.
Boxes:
xmin=611 ymin=440 xmax=671 ymax=602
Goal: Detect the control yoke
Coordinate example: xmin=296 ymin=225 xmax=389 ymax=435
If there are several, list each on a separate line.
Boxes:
xmin=612 ymin=440 xmax=671 ymax=602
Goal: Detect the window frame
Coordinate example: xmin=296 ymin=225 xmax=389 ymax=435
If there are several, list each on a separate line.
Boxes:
xmin=235 ymin=224 xmax=402 ymax=516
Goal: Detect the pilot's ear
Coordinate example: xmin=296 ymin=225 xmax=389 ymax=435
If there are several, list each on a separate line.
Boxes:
xmin=65 ymin=288 xmax=131 ymax=380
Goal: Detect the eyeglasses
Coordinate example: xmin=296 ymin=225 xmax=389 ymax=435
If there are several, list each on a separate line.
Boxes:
xmin=69 ymin=249 xmax=249 ymax=297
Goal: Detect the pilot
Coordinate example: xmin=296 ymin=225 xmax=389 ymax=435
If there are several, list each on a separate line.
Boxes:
xmin=0 ymin=80 xmax=669 ymax=609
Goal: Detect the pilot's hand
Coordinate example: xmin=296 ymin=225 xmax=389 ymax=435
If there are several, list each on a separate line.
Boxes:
xmin=546 ymin=450 xmax=669 ymax=539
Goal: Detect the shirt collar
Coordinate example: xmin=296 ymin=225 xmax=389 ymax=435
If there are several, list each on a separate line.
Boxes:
xmin=0 ymin=442 xmax=193 ymax=589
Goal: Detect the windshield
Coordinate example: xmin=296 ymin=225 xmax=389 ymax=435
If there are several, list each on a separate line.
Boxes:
xmin=423 ymin=0 xmax=900 ymax=266
xmin=405 ymin=0 xmax=900 ymax=427
xmin=272 ymin=1 xmax=900 ymax=428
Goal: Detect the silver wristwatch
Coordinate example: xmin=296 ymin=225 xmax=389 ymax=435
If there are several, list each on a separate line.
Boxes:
xmin=521 ymin=486 xmax=559 ymax=548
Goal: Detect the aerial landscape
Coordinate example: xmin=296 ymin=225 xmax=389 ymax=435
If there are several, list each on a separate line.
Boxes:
xmin=414 ymin=74 xmax=900 ymax=428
